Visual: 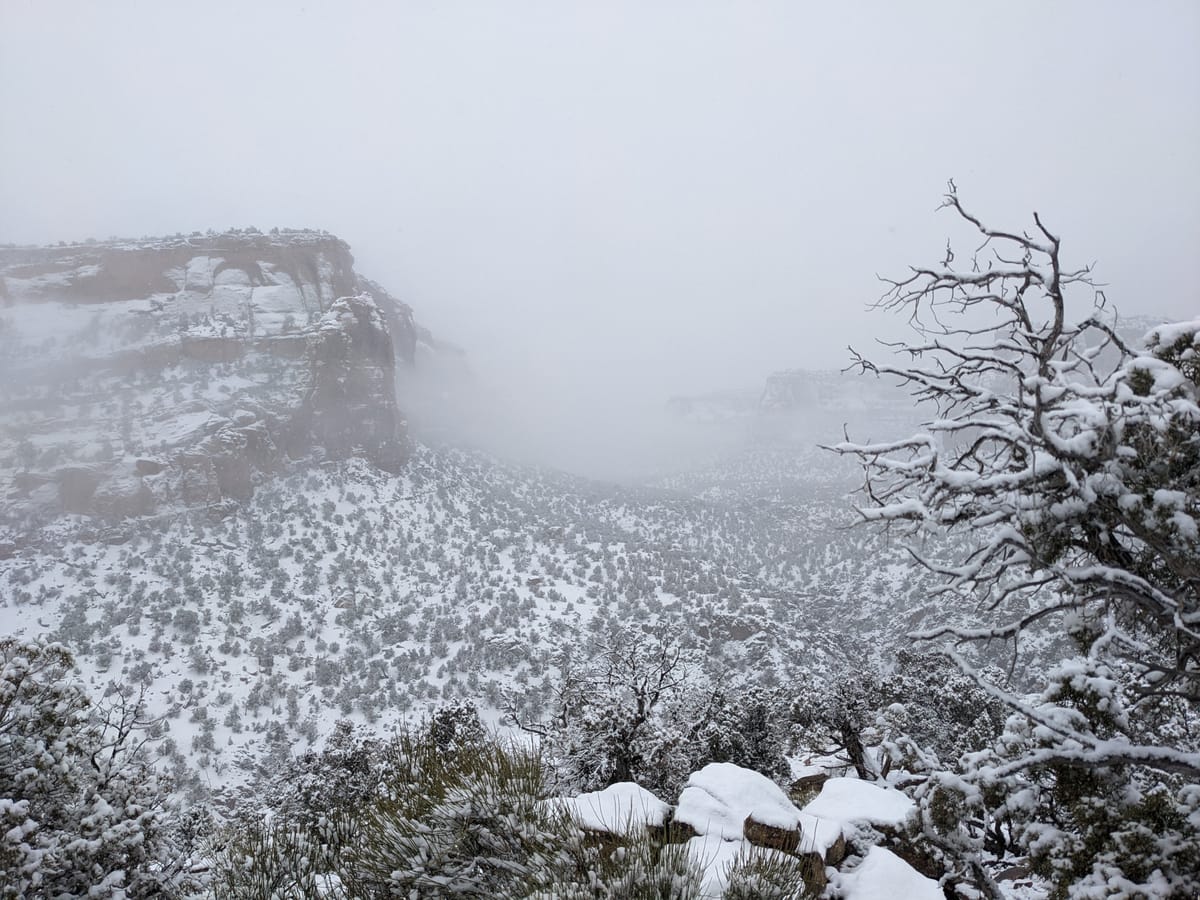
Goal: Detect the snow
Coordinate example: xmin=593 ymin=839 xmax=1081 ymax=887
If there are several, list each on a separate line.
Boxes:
xmin=685 ymin=833 xmax=802 ymax=899
xmin=686 ymin=832 xmax=749 ymax=898
xmin=553 ymin=782 xmax=669 ymax=834
xmin=675 ymin=762 xmax=803 ymax=840
xmin=1128 ymin=356 xmax=1188 ymax=394
xmin=797 ymin=810 xmax=845 ymax=856
xmin=833 ymin=846 xmax=943 ymax=900
xmin=802 ymin=777 xmax=915 ymax=828
xmin=1144 ymin=318 xmax=1200 ymax=353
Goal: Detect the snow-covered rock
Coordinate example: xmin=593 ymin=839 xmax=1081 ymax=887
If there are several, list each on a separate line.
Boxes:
xmin=832 ymin=845 xmax=943 ymax=900
xmin=675 ymin=762 xmax=804 ymax=843
xmin=554 ymin=782 xmax=670 ymax=835
xmin=0 ymin=231 xmax=430 ymax=522
xmin=802 ymin=777 xmax=915 ymax=829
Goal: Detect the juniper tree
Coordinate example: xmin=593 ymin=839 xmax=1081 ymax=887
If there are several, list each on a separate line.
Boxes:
xmin=831 ymin=185 xmax=1200 ymax=897
xmin=0 ymin=639 xmax=190 ymax=898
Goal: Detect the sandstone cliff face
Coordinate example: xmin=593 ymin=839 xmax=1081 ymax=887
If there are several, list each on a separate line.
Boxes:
xmin=291 ymin=294 xmax=406 ymax=473
xmin=0 ymin=230 xmax=420 ymax=526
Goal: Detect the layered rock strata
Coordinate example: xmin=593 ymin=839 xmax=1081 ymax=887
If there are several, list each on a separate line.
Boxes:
xmin=0 ymin=230 xmax=418 ymax=525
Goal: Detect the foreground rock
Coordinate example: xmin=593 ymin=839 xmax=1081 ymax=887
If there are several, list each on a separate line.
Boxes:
xmin=801 ymin=776 xmax=915 ymax=830
xmin=553 ymin=781 xmax=671 ymax=836
xmin=552 ymin=763 xmax=953 ymax=898
xmin=832 ymin=845 xmax=944 ymax=900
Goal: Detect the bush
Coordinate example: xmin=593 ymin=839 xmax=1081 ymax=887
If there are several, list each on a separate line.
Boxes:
xmin=0 ymin=638 xmax=189 ymax=898
xmin=724 ymin=847 xmax=820 ymax=900
xmin=213 ymin=713 xmax=786 ymax=899
xmin=341 ymin=728 xmax=559 ymax=897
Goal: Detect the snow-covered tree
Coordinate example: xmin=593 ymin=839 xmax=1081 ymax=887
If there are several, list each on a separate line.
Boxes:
xmin=0 ymin=638 xmax=189 ymax=898
xmin=832 ymin=185 xmax=1200 ymax=897
xmin=878 ymin=649 xmax=1007 ymax=771
xmin=510 ymin=632 xmax=794 ymax=798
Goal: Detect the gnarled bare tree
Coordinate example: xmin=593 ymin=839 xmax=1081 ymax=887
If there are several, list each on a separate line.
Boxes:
xmin=831 ymin=185 xmax=1200 ymax=896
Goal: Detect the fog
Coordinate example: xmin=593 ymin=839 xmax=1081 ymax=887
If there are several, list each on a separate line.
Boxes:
xmin=2 ymin=1 xmax=1198 ymax=478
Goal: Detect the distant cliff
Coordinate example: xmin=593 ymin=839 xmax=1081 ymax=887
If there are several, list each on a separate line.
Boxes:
xmin=0 ymin=229 xmax=434 ymax=527
xmin=667 ymin=369 xmax=917 ymax=434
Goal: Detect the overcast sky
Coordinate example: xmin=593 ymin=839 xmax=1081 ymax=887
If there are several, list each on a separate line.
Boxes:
xmin=2 ymin=0 xmax=1198 ymax=468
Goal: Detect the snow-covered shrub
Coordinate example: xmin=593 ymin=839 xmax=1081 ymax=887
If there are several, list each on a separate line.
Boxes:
xmin=0 ymin=638 xmax=188 ymax=898
xmin=426 ymin=699 xmax=488 ymax=753
xmin=878 ymin=650 xmax=1007 ymax=771
xmin=537 ymin=829 xmax=705 ymax=900
xmin=258 ymin=718 xmax=387 ymax=834
xmin=340 ymin=725 xmax=559 ymax=897
xmin=519 ymin=633 xmax=793 ymax=798
xmin=212 ymin=712 xmax=720 ymax=898
xmin=207 ymin=817 xmax=340 ymax=899
xmin=723 ymin=848 xmax=819 ymax=900
xmin=966 ymin=659 xmax=1200 ymax=899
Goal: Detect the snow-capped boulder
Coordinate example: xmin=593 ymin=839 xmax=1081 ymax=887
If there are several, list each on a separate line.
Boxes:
xmin=832 ymin=845 xmax=943 ymax=900
xmin=802 ymin=776 xmax=915 ymax=829
xmin=674 ymin=764 xmax=841 ymax=897
xmin=676 ymin=762 xmax=805 ymax=847
xmin=554 ymin=782 xmax=670 ymax=836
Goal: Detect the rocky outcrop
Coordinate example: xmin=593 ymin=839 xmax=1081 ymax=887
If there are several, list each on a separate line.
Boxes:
xmin=554 ymin=763 xmax=940 ymax=897
xmin=759 ymin=369 xmax=915 ymax=418
xmin=290 ymin=295 xmax=406 ymax=473
xmin=664 ymin=369 xmax=922 ymax=453
xmin=0 ymin=230 xmax=427 ymax=526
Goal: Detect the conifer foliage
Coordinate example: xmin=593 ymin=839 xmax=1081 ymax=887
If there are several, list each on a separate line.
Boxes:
xmin=0 ymin=638 xmax=187 ymax=898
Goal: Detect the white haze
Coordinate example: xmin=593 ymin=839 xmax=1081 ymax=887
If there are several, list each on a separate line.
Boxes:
xmin=2 ymin=0 xmax=1198 ymax=478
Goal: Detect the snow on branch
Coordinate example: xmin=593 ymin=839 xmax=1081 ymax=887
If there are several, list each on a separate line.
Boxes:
xmin=833 ymin=185 xmax=1200 ymax=772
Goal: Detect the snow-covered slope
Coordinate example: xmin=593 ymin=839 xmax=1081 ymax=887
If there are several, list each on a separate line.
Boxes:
xmin=0 ymin=230 xmax=1003 ymax=809
xmin=0 ymin=441 xmax=962 ymax=799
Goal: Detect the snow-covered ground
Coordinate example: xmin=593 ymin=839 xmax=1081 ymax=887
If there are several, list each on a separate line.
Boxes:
xmin=0 ymin=441 xmax=979 ymax=800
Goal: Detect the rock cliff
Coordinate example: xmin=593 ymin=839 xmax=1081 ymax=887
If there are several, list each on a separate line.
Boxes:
xmin=666 ymin=369 xmax=918 ymax=435
xmin=0 ymin=229 xmax=424 ymax=526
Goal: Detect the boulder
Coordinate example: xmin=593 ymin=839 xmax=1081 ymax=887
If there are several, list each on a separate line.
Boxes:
xmin=92 ymin=475 xmax=153 ymax=519
xmin=804 ymin=778 xmax=943 ymax=882
xmin=554 ymin=782 xmax=671 ymax=837
xmin=674 ymin=763 xmax=838 ymax=896
xmin=802 ymin=777 xmax=915 ymax=829
xmin=54 ymin=466 xmax=102 ymax=513
xmin=995 ymin=862 xmax=1031 ymax=882
xmin=832 ymin=845 xmax=943 ymax=900
xmin=790 ymin=769 xmax=829 ymax=796
xmin=675 ymin=762 xmax=805 ymax=844
xmin=134 ymin=457 xmax=166 ymax=476
xmin=742 ymin=814 xmax=800 ymax=854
